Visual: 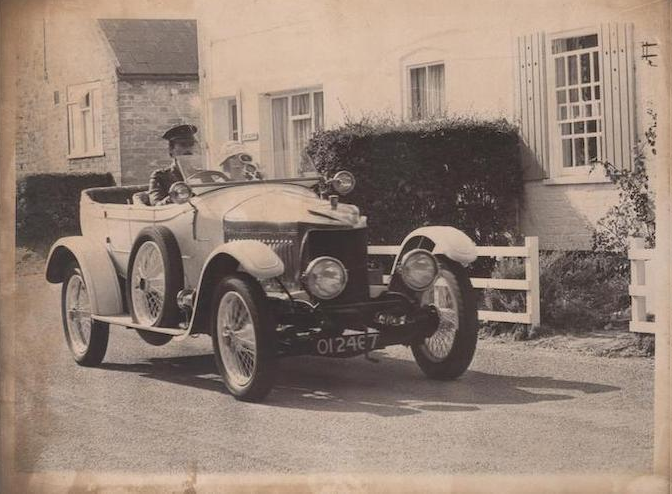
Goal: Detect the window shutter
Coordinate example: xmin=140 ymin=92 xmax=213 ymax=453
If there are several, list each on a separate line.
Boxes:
xmin=600 ymin=22 xmax=635 ymax=170
xmin=516 ymin=32 xmax=550 ymax=179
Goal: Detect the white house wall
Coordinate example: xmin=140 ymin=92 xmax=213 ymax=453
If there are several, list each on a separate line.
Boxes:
xmin=197 ymin=0 xmax=667 ymax=250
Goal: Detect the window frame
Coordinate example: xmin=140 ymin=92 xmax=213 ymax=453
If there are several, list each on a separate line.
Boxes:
xmin=209 ymin=92 xmax=242 ymax=145
xmin=404 ymin=60 xmax=446 ymax=122
xmin=268 ymin=86 xmax=324 ymax=177
xmin=545 ymin=26 xmax=605 ymax=179
xmin=66 ymin=80 xmax=104 ymax=160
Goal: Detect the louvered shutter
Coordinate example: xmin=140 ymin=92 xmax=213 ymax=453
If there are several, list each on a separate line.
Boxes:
xmin=516 ymin=33 xmax=550 ymax=180
xmin=600 ymin=23 xmax=635 ymax=170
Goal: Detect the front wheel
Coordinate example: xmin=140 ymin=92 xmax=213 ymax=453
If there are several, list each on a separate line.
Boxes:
xmin=210 ymin=274 xmax=277 ymax=402
xmin=411 ymin=258 xmax=478 ymax=379
xmin=61 ymin=261 xmax=109 ymax=366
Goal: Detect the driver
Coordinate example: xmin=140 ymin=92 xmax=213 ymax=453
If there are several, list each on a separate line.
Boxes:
xmin=148 ymin=124 xmax=198 ymax=205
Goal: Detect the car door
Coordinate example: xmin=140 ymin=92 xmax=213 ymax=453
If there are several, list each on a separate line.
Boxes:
xmin=103 ymin=204 xmax=132 ymax=276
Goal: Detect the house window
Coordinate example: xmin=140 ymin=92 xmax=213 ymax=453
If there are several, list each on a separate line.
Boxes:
xmin=551 ymin=33 xmax=602 ymax=172
xmin=66 ymin=81 xmax=103 ymax=158
xmin=408 ymin=63 xmax=445 ymax=121
xmin=271 ymin=89 xmax=324 ymax=177
xmin=517 ymin=24 xmax=634 ymax=181
xmin=210 ymin=95 xmax=241 ymax=149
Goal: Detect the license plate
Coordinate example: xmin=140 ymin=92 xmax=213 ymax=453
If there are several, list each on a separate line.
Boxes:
xmin=315 ymin=333 xmax=380 ymax=356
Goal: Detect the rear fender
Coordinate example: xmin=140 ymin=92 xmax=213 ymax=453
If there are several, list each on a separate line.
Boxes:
xmin=393 ymin=226 xmax=477 ymax=272
xmin=45 ymin=236 xmax=123 ymax=316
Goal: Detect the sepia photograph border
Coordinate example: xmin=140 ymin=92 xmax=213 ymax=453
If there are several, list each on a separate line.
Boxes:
xmin=0 ymin=0 xmax=669 ymax=492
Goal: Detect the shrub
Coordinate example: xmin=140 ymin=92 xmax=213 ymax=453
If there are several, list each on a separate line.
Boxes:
xmin=306 ymin=116 xmax=523 ymax=250
xmin=592 ymin=109 xmax=656 ymax=253
xmin=540 ymin=251 xmax=630 ymax=331
xmin=478 ymin=256 xmax=528 ymax=337
xmin=16 ymin=172 xmax=115 ymax=247
xmin=481 ymin=250 xmax=630 ymax=337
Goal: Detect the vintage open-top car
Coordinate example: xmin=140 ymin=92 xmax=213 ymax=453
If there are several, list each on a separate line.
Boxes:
xmin=46 ymin=157 xmax=479 ymax=402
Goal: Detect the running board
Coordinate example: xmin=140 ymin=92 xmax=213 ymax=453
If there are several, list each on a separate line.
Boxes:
xmin=92 ymin=314 xmax=187 ymax=336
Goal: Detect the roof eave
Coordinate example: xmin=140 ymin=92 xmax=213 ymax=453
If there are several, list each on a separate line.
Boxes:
xmin=116 ymin=72 xmax=199 ymax=81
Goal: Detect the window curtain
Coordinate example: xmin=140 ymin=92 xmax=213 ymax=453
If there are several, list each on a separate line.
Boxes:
xmin=410 ymin=67 xmax=426 ymax=121
xmin=314 ymin=92 xmax=324 ymax=131
xmin=293 ymin=119 xmax=311 ymax=175
xmin=291 ymin=93 xmax=310 ymax=116
xmin=272 ymin=98 xmax=290 ymax=177
xmin=427 ymin=64 xmax=444 ymax=118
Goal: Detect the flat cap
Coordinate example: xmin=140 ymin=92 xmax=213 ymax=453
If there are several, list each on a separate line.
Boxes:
xmin=162 ymin=124 xmax=198 ymax=141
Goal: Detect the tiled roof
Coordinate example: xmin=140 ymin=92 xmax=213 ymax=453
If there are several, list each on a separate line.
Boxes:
xmin=99 ymin=19 xmax=198 ymax=78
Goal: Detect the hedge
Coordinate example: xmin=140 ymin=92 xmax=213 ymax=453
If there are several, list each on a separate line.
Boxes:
xmin=305 ymin=117 xmax=523 ymax=251
xmin=16 ymin=172 xmax=116 ymax=246
xmin=481 ymin=251 xmax=630 ymax=336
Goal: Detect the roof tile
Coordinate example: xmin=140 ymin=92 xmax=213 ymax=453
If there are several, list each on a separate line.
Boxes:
xmin=99 ymin=19 xmax=198 ymax=77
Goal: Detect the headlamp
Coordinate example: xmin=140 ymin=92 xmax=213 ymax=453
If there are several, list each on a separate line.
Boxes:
xmin=332 ymin=171 xmax=356 ymax=195
xmin=168 ymin=181 xmax=193 ymax=204
xmin=398 ymin=249 xmax=439 ymax=291
xmin=303 ymin=256 xmax=348 ymax=300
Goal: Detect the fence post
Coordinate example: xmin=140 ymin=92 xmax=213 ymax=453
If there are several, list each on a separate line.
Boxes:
xmin=525 ymin=236 xmax=540 ymax=327
xmin=629 ymin=237 xmax=647 ymax=324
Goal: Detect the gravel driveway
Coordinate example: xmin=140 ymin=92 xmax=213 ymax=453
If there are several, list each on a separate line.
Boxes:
xmin=12 ymin=273 xmax=654 ymax=475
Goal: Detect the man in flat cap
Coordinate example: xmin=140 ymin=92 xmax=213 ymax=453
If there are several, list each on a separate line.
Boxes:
xmin=148 ymin=124 xmax=198 ymax=205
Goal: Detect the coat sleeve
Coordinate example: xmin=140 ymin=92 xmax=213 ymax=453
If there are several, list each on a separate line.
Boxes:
xmin=148 ymin=170 xmax=168 ymax=205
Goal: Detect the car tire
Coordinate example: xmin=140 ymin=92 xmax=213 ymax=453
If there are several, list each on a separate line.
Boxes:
xmin=126 ymin=226 xmax=184 ymax=338
xmin=411 ymin=257 xmax=478 ymax=379
xmin=210 ymin=274 xmax=277 ymax=402
xmin=61 ymin=261 xmax=109 ymax=366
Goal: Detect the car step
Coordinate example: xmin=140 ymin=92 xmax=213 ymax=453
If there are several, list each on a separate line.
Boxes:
xmin=92 ymin=314 xmax=187 ymax=336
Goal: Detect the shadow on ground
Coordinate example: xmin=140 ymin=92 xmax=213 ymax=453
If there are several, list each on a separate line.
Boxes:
xmin=99 ymin=350 xmax=620 ymax=417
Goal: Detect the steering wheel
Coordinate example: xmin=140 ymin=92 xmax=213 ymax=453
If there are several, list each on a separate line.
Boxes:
xmin=185 ymin=169 xmax=229 ymax=184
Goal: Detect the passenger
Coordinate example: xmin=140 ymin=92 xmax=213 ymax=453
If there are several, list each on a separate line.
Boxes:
xmin=218 ymin=142 xmax=263 ymax=181
xmin=148 ymin=124 xmax=198 ymax=205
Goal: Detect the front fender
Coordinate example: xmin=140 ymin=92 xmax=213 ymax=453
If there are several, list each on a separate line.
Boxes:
xmin=206 ymin=240 xmax=284 ymax=280
xmin=394 ymin=226 xmax=477 ymax=270
xmin=182 ymin=240 xmax=284 ymax=339
xmin=45 ymin=236 xmax=123 ymax=316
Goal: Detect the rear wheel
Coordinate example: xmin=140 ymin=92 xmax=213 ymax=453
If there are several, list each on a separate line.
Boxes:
xmin=210 ymin=275 xmax=277 ymax=402
xmin=411 ymin=258 xmax=477 ymax=379
xmin=61 ymin=262 xmax=109 ymax=366
xmin=127 ymin=227 xmax=183 ymax=345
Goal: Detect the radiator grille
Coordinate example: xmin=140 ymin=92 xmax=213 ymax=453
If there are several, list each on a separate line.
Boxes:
xmin=225 ymin=224 xmax=299 ymax=283
xmin=225 ymin=221 xmax=369 ymax=303
xmin=304 ymin=227 xmax=369 ymax=304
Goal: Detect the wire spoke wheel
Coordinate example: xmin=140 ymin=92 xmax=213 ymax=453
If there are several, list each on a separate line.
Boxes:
xmin=210 ymin=275 xmax=277 ymax=402
xmin=60 ymin=262 xmax=109 ymax=367
xmin=217 ymin=292 xmax=257 ymax=388
xmin=65 ymin=273 xmax=92 ymax=355
xmin=411 ymin=259 xmax=478 ymax=380
xmin=130 ymin=241 xmax=166 ymax=326
xmin=420 ymin=271 xmax=459 ymax=362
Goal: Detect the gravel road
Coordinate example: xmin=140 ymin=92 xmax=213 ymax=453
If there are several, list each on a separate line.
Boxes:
xmin=12 ymin=273 xmax=654 ymax=475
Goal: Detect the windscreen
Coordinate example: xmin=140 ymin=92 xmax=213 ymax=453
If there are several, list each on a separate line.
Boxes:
xmin=175 ymin=154 xmax=322 ymax=194
xmin=175 ymin=155 xmax=228 ymax=186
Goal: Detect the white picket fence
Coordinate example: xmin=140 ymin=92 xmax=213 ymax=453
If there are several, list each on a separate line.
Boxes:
xmin=628 ymin=237 xmax=656 ymax=334
xmin=368 ymin=236 xmax=540 ymax=327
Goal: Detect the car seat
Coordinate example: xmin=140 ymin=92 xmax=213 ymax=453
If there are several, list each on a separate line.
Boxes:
xmin=132 ymin=191 xmax=151 ymax=206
